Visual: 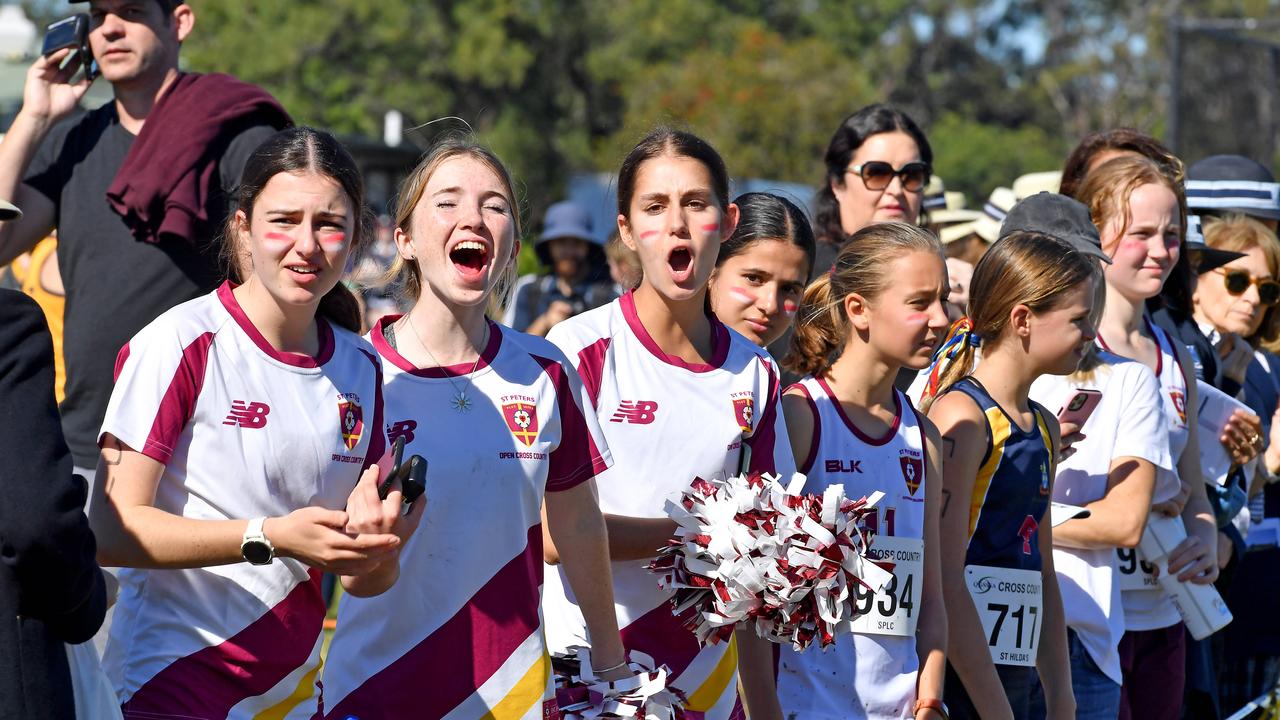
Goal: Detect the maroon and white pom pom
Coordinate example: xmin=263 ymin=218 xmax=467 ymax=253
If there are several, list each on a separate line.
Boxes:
xmin=552 ymin=647 xmax=691 ymax=720
xmin=648 ymin=472 xmax=894 ymax=650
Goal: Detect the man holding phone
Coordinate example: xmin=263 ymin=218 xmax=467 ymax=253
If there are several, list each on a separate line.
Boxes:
xmin=0 ymin=1 xmax=287 ymax=487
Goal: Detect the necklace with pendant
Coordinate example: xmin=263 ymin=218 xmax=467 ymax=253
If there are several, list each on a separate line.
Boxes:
xmin=402 ymin=316 xmax=487 ymax=413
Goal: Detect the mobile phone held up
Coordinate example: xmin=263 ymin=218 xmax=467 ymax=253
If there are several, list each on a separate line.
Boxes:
xmin=1057 ymin=389 xmax=1102 ymax=429
xmin=42 ymin=14 xmax=99 ymax=83
xmin=377 ymin=436 xmax=428 ymax=511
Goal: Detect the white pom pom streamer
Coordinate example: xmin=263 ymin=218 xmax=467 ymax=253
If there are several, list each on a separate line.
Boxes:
xmin=648 ymin=472 xmax=894 ymax=650
xmin=552 ymin=647 xmax=690 ymax=720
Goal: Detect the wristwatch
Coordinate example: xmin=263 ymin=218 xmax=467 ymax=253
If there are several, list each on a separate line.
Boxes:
xmin=913 ymin=698 xmax=949 ymax=719
xmin=241 ymin=517 xmax=275 ymax=565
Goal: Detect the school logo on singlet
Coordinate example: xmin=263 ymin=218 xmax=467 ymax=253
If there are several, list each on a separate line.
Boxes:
xmin=1170 ymin=389 xmax=1187 ymax=426
xmin=338 ymin=397 xmax=364 ymax=450
xmin=1039 ymin=462 xmax=1051 ymax=496
xmin=733 ymin=397 xmax=754 ymax=433
xmin=223 ymin=400 xmax=270 ymax=429
xmin=610 ymin=400 xmax=659 ymax=424
xmin=900 ymin=453 xmax=923 ymax=496
xmin=503 ymin=401 xmax=540 ymax=446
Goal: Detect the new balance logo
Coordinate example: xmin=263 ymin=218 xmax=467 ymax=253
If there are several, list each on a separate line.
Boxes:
xmin=224 ymin=401 xmax=270 ymax=429
xmin=610 ymin=400 xmax=659 ymax=424
xmin=824 ymin=459 xmax=864 ymax=474
xmin=387 ymin=420 xmax=417 ymax=445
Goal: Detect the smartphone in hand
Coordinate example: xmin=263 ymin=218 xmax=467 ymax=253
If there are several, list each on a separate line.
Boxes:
xmin=1057 ymin=389 xmax=1102 ymax=428
xmin=42 ymin=14 xmax=98 ymax=82
xmin=377 ymin=436 xmax=428 ymax=507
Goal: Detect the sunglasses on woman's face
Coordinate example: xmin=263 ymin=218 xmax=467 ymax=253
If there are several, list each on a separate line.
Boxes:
xmin=846 ymin=161 xmax=931 ymax=193
xmin=1215 ymin=268 xmax=1280 ymax=306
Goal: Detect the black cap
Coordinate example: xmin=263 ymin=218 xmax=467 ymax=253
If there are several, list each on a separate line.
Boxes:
xmin=1186 ymin=155 xmax=1280 ymax=221
xmin=999 ymin=192 xmax=1111 ymax=264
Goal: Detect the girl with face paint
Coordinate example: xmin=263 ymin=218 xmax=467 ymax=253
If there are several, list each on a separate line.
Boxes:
xmin=539 ymin=129 xmax=797 ymax=720
xmin=319 ymin=139 xmax=632 ymax=717
xmin=89 ymin=128 xmax=417 ymax=718
xmin=757 ymin=222 xmax=950 ymax=720
xmin=707 ymin=193 xmax=815 ymax=348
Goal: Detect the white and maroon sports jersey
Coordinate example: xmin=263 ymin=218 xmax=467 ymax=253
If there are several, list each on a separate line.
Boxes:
xmin=319 ymin=316 xmax=611 ymax=719
xmin=541 ymin=292 xmax=795 ymax=720
xmin=99 ymin=281 xmax=383 ymax=719
xmin=776 ymin=377 xmax=928 ymax=720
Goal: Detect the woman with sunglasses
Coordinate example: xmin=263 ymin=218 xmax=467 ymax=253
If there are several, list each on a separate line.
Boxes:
xmin=1207 ymin=215 xmax=1280 ymax=720
xmin=811 ymin=104 xmax=933 ymax=280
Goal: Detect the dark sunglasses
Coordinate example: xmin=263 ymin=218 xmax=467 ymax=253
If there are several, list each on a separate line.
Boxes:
xmin=1215 ymin=268 xmax=1280 ymax=306
xmin=846 ymin=161 xmax=931 ymax=193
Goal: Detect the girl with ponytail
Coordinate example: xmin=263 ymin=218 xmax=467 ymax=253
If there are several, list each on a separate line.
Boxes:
xmin=925 ymin=231 xmax=1100 ymax=719
xmin=90 ymin=127 xmax=419 ymax=717
xmin=768 ymin=222 xmax=950 ymax=719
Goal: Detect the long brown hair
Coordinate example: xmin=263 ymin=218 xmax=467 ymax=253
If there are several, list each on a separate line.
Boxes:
xmin=222 ymin=127 xmax=372 ymax=333
xmin=384 ymin=138 xmax=522 ymax=319
xmin=919 ymin=231 xmax=1101 ymax=412
xmin=785 ymin=221 xmax=942 ymax=378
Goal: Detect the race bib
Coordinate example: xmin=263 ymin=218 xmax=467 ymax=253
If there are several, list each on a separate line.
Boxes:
xmin=965 ymin=565 xmax=1044 ymax=667
xmin=844 ymin=536 xmax=924 ymax=637
xmin=1116 ymin=547 xmax=1159 ymax=591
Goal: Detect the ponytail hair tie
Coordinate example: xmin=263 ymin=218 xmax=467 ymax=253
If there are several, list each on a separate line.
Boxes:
xmin=922 ymin=317 xmax=978 ymax=401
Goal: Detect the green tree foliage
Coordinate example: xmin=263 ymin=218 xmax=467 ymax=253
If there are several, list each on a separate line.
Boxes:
xmin=181 ymin=0 xmax=1278 ymax=227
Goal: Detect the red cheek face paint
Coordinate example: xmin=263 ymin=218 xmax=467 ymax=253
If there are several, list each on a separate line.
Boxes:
xmin=782 ymin=298 xmax=799 ymax=316
xmin=701 ymin=223 xmax=721 ymax=233
xmin=319 ymin=232 xmax=347 ymax=250
xmin=264 ymin=232 xmax=291 ymax=243
xmin=727 ymin=286 xmax=757 ymax=306
xmin=903 ymin=312 xmax=929 ymax=325
xmin=639 ymin=230 xmax=660 ymax=240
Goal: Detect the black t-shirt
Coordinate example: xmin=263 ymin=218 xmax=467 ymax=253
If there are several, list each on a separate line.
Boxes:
xmin=24 ymin=104 xmax=277 ymax=467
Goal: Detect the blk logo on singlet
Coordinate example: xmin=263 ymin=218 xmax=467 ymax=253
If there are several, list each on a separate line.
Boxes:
xmin=223 ymin=400 xmax=270 ymax=429
xmin=387 ymin=420 xmax=417 ymax=445
xmin=824 ymin=459 xmax=863 ymax=474
xmin=610 ymin=400 xmax=658 ymax=424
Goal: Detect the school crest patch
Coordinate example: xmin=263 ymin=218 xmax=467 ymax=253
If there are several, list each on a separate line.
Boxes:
xmin=900 ymin=454 xmax=923 ymax=496
xmin=733 ymin=397 xmax=754 ymax=433
xmin=1170 ymin=389 xmax=1187 ymax=426
xmin=504 ymin=401 xmax=540 ymax=447
xmin=339 ymin=400 xmax=363 ymax=450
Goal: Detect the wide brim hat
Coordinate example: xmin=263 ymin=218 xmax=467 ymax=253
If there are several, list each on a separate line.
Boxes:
xmin=535 ymin=200 xmax=602 ymax=266
xmin=1013 ymin=171 xmax=1062 ymax=199
xmin=922 ymin=176 xmax=947 ymax=212
xmin=1186 ymin=213 xmax=1246 ymax=274
xmin=1186 ymin=155 xmax=1280 ymax=221
xmin=967 ymin=187 xmax=1018 ymax=243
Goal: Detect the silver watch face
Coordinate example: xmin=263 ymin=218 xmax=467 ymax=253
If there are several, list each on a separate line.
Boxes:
xmin=242 ymin=540 xmax=273 ymax=565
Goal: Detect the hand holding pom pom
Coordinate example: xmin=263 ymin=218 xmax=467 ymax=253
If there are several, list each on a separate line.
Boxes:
xmin=648 ymin=472 xmax=894 ymax=650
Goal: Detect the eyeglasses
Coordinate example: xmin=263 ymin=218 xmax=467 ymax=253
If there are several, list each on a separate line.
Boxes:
xmin=1215 ymin=268 xmax=1280 ymax=306
xmin=846 ymin=161 xmax=931 ymax=193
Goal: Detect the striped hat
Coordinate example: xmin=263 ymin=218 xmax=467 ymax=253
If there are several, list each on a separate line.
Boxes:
xmin=1186 ymin=155 xmax=1280 ymax=221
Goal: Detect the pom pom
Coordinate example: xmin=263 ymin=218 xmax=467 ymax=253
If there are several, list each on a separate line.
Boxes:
xmin=552 ymin=647 xmax=691 ymax=719
xmin=648 ymin=472 xmax=894 ymax=650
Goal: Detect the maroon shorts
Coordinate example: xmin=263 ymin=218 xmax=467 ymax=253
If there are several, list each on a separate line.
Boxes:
xmin=1118 ymin=623 xmax=1186 ymax=720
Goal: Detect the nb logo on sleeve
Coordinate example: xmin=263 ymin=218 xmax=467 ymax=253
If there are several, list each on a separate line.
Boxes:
xmin=610 ymin=400 xmax=659 ymax=424
xmin=224 ymin=400 xmax=270 ymax=429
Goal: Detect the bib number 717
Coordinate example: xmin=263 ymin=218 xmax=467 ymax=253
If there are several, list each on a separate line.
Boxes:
xmin=965 ymin=565 xmax=1044 ymax=667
